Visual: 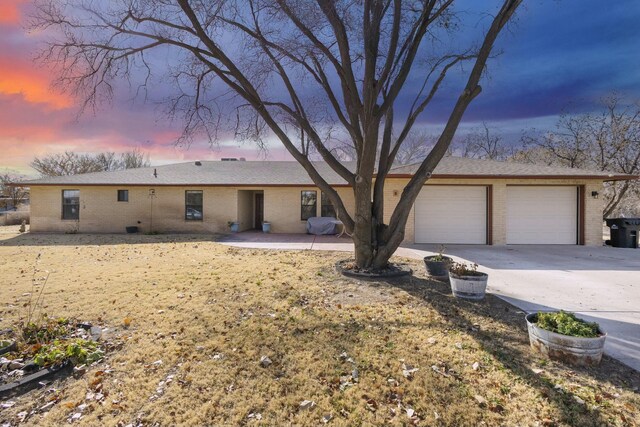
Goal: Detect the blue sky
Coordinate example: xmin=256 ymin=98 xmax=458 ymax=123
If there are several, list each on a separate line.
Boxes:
xmin=464 ymin=0 xmax=640 ymax=120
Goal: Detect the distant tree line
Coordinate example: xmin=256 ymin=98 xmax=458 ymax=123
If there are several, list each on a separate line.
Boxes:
xmin=31 ymin=149 xmax=151 ymax=177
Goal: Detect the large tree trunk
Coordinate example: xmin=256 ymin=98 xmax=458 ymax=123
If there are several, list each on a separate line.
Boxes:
xmin=353 ymin=184 xmax=374 ymax=268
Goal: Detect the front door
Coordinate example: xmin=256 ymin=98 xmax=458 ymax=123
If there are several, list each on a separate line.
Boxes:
xmin=254 ymin=193 xmax=264 ymax=229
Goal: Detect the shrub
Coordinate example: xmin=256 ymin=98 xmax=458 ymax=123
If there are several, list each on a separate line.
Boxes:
xmin=22 ymin=318 xmax=70 ymax=344
xmin=33 ymin=338 xmax=104 ymax=367
xmin=449 ymin=262 xmax=484 ymax=276
xmin=535 ymin=311 xmax=600 ymax=338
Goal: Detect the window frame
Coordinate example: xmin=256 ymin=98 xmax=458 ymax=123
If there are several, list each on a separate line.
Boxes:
xmin=61 ymin=189 xmax=80 ymax=220
xmin=320 ymin=191 xmax=336 ymax=218
xmin=117 ymin=189 xmax=129 ymax=202
xmin=185 ymin=190 xmax=203 ymax=221
xmin=300 ymin=190 xmax=317 ymax=221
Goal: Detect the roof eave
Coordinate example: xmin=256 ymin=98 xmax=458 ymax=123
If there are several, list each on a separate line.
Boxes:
xmin=385 ymin=173 xmax=638 ymax=181
xmin=14 ymin=173 xmax=639 ymax=187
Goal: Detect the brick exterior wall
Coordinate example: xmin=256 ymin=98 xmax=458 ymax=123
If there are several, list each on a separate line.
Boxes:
xmin=30 ymin=178 xmax=604 ymax=245
xmin=29 ymin=185 xmax=355 ymax=235
xmin=382 ymin=178 xmax=605 ymax=246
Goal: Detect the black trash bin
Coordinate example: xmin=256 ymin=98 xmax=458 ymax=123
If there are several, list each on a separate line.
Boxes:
xmin=605 ymin=218 xmax=640 ymax=248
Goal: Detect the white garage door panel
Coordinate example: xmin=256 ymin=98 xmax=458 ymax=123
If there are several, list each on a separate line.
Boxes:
xmin=415 ymin=186 xmax=487 ymax=244
xmin=506 ymin=186 xmax=577 ymax=244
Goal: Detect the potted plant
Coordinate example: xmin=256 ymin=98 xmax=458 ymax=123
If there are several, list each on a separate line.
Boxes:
xmin=448 ymin=262 xmax=488 ymax=301
xmin=423 ymin=245 xmax=452 ymax=278
xmin=525 ymin=311 xmax=606 ymax=366
xmin=262 ymin=221 xmax=271 ymax=233
xmin=227 ymin=221 xmax=239 ymax=233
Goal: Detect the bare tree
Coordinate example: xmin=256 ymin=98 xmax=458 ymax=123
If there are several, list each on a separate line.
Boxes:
xmin=33 ymin=0 xmax=522 ymax=268
xmin=457 ymin=122 xmax=510 ymax=160
xmin=31 ymin=150 xmax=151 ymax=177
xmin=516 ymin=95 xmax=640 ymax=218
xmin=393 ymin=130 xmax=438 ymax=165
xmin=0 ymin=173 xmax=29 ymax=210
xmin=119 ymin=148 xmax=150 ymax=169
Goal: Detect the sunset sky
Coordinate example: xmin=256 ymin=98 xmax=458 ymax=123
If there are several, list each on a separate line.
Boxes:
xmin=1 ymin=0 xmax=639 ymax=176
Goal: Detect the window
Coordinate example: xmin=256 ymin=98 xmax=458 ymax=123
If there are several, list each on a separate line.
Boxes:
xmin=62 ymin=190 xmax=80 ymax=220
xmin=185 ymin=190 xmax=203 ymax=221
xmin=301 ymin=190 xmax=317 ymax=220
xmin=117 ymin=190 xmax=129 ymax=202
xmin=321 ymin=192 xmax=336 ymax=218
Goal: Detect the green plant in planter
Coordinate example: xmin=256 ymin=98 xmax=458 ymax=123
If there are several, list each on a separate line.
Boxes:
xmin=430 ymin=245 xmax=447 ymax=262
xmin=536 ymin=311 xmax=600 ymax=338
xmin=449 ymin=261 xmax=483 ymax=276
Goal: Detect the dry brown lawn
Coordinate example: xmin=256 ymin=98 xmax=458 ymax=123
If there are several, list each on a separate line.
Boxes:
xmin=0 ymin=229 xmax=639 ymax=427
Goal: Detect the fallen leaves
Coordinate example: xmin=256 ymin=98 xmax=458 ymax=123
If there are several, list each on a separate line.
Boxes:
xmin=259 ymin=355 xmax=272 ymax=367
xmin=402 ymin=363 xmax=419 ymax=379
xmin=299 ymin=400 xmax=316 ymax=411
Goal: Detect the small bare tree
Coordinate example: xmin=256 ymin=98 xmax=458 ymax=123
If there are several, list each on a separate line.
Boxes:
xmin=31 ymin=150 xmax=151 ymax=177
xmin=517 ymin=95 xmax=640 ymax=217
xmin=393 ymin=130 xmax=439 ymax=165
xmin=0 ymin=173 xmax=29 ymax=210
xmin=33 ymin=0 xmax=522 ymax=268
xmin=458 ymin=122 xmax=510 ymax=160
xmin=119 ymin=148 xmax=151 ymax=170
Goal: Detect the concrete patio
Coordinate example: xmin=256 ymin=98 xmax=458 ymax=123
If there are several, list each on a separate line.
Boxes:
xmin=218 ymin=231 xmax=640 ymax=371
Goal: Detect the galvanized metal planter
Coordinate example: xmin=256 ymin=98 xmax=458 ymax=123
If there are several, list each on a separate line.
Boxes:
xmin=449 ymin=272 xmax=488 ymax=301
xmin=423 ymin=256 xmax=452 ymax=279
xmin=525 ymin=313 xmax=606 ymax=367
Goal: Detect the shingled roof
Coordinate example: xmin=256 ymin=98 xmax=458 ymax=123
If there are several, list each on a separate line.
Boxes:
xmin=389 ymin=157 xmax=635 ymax=180
xmin=21 ymin=157 xmax=635 ymax=186
xmin=22 ymin=161 xmax=356 ymax=186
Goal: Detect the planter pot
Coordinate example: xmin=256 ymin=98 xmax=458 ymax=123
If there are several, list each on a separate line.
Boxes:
xmin=125 ymin=226 xmax=139 ymax=234
xmin=525 ymin=313 xmax=606 ymax=366
xmin=449 ymin=272 xmax=488 ymax=301
xmin=229 ymin=223 xmax=239 ymax=233
xmin=423 ymin=256 xmax=453 ymax=278
xmin=262 ymin=222 xmax=271 ymax=233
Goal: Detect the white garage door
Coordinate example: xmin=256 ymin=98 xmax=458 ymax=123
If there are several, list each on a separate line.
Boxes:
xmin=415 ymin=186 xmax=487 ymax=244
xmin=506 ymin=186 xmax=578 ymax=244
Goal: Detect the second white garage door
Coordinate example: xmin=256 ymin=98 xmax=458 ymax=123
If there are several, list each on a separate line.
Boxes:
xmin=415 ymin=186 xmax=487 ymax=244
xmin=506 ymin=186 xmax=578 ymax=244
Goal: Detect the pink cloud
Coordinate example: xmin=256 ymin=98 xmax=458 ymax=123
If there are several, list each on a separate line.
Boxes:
xmin=0 ymin=0 xmax=26 ymax=26
xmin=0 ymin=5 xmax=294 ymax=175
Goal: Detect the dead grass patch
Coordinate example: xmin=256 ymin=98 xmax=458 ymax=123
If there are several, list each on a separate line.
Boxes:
xmin=0 ymin=230 xmax=638 ymax=426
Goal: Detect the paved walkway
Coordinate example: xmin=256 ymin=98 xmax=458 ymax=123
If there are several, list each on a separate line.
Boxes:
xmin=219 ymin=232 xmax=640 ymax=371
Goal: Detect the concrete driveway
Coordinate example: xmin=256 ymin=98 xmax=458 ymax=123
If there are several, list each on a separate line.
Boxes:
xmin=219 ymin=232 xmax=640 ymax=371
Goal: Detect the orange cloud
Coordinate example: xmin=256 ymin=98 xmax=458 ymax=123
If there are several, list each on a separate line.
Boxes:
xmin=0 ymin=0 xmax=26 ymax=25
xmin=0 ymin=62 xmax=73 ymax=110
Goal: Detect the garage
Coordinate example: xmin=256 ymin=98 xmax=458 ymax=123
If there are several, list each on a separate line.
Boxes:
xmin=506 ymin=186 xmax=578 ymax=244
xmin=414 ymin=185 xmax=488 ymax=244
